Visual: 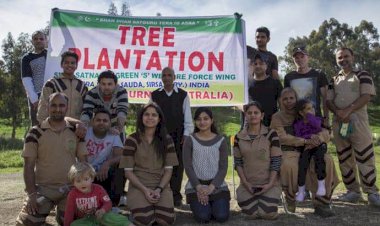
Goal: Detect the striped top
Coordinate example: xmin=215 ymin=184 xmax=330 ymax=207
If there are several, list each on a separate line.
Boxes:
xmin=119 ymin=132 xmax=178 ymax=188
xmin=81 ymin=85 xmax=128 ymax=127
xmin=22 ymin=118 xmax=87 ymax=187
xmin=37 ymin=75 xmax=87 ymax=123
xmin=233 ymin=126 xmax=282 ymax=185
xmin=327 ymin=70 xmax=376 ymax=119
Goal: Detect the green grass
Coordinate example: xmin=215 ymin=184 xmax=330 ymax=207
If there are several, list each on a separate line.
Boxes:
xmin=0 ymin=167 xmax=23 ymax=174
xmin=0 ymin=150 xmax=23 ymax=173
xmin=0 ymin=119 xmax=30 ymax=140
xmin=368 ymin=104 xmax=380 ymax=134
xmin=1 ymin=105 xmax=380 ymax=191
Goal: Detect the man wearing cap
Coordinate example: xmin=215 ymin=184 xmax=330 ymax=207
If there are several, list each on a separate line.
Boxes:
xmin=247 ymin=53 xmax=283 ymax=126
xmin=327 ymin=47 xmax=380 ymax=206
xmin=252 ymin=27 xmax=279 ymax=80
xmin=284 ymin=46 xmax=330 ymax=125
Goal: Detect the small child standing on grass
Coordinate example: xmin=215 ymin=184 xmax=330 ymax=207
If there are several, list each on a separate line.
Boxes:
xmin=294 ymin=99 xmax=327 ymax=202
xmin=64 ymin=162 xmax=134 ymax=226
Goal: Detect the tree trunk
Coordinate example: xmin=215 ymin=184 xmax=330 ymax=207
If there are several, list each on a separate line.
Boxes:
xmin=11 ymin=115 xmax=16 ymax=139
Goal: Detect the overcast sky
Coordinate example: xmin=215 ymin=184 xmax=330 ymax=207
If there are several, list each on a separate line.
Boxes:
xmin=1 ymin=0 xmax=379 ymax=72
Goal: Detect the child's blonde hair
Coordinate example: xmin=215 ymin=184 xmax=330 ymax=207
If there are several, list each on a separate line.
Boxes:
xmin=68 ymin=162 xmax=96 ymax=183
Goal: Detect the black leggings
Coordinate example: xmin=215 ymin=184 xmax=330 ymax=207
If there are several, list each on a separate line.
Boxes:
xmin=298 ymin=143 xmax=327 ymax=186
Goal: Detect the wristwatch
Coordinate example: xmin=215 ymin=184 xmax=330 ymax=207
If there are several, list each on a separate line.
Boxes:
xmin=155 ymin=186 xmax=163 ymax=193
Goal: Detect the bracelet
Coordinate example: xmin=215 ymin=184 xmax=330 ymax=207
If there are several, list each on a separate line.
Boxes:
xmin=155 ymin=186 xmax=163 ymax=193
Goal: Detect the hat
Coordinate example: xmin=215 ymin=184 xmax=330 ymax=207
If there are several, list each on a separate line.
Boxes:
xmin=292 ymin=46 xmax=308 ymax=56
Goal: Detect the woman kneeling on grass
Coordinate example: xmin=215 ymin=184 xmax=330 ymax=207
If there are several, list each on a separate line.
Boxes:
xmin=183 ymin=107 xmax=231 ymax=224
xmin=120 ymin=103 xmax=178 ymax=225
xmin=234 ymin=101 xmax=282 ymax=220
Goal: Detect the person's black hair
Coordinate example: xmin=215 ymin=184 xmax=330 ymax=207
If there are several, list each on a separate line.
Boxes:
xmin=244 ymin=101 xmax=264 ymax=113
xmin=250 ymin=53 xmax=267 ymax=65
xmin=256 ymin=27 xmax=270 ymax=38
xmin=294 ymin=99 xmax=312 ymax=121
xmin=32 ymin=30 xmax=47 ymax=39
xmin=61 ymin=51 xmax=79 ymax=65
xmin=193 ymin=107 xmax=218 ymax=134
xmin=98 ymin=70 xmax=118 ymax=84
xmin=93 ymin=108 xmax=111 ymax=120
xmin=136 ymin=102 xmax=169 ymax=159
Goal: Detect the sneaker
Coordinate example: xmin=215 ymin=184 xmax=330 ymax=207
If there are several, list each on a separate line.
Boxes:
xmin=296 ymin=191 xmax=305 ymax=202
xmin=118 ymin=195 xmax=127 ymax=207
xmin=316 ymin=180 xmax=326 ymax=197
xmin=368 ymin=193 xmax=380 ymax=207
xmin=314 ymin=205 xmax=335 ymax=218
xmin=338 ymin=191 xmax=363 ymax=203
xmin=296 ymin=186 xmax=306 ymax=202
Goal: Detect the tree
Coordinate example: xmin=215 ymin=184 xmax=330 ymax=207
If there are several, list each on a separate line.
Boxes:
xmin=280 ymin=18 xmax=380 ymax=103
xmin=0 ymin=32 xmax=32 ymax=138
xmin=120 ymin=2 xmax=132 ymax=16
xmin=107 ymin=2 xmax=118 ymax=16
xmin=108 ymin=1 xmax=133 ymax=17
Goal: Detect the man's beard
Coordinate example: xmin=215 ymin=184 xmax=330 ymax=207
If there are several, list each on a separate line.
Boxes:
xmin=50 ymin=114 xmax=65 ymax=121
xmin=338 ymin=61 xmax=350 ymax=69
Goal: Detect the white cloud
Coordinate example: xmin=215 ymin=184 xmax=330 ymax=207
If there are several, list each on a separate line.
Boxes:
xmin=0 ymin=0 xmax=379 ymax=65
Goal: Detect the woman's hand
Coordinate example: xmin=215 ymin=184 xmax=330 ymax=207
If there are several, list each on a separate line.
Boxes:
xmin=255 ymin=183 xmax=273 ymax=196
xmin=196 ymin=184 xmax=208 ymax=196
xmin=305 ymin=135 xmax=321 ymax=149
xmin=242 ymin=181 xmax=254 ymax=194
xmin=152 ymin=188 xmax=161 ymax=200
xmin=143 ymin=188 xmax=159 ymax=204
xmin=197 ymin=191 xmax=209 ymax=205
xmin=205 ymin=184 xmax=215 ymax=195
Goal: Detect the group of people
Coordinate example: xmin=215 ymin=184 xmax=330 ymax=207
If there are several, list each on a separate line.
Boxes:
xmin=15 ymin=26 xmax=379 ymax=226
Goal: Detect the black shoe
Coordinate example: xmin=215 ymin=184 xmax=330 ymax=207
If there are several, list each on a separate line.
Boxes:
xmin=305 ymin=190 xmax=311 ymax=200
xmin=314 ymin=205 xmax=335 ymax=218
xmin=174 ymin=200 xmax=182 ymax=207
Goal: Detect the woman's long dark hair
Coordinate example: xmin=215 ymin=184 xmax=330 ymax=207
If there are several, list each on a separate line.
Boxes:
xmin=136 ymin=102 xmax=169 ymax=159
xmin=193 ymin=107 xmax=218 ymax=134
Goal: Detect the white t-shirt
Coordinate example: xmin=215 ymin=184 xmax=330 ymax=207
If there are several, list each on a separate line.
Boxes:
xmin=85 ymin=127 xmax=123 ymax=171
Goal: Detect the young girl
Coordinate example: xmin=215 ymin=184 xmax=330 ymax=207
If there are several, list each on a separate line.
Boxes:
xmin=120 ymin=103 xmax=178 ymax=225
xmin=64 ymin=162 xmax=133 ymax=226
xmin=294 ymin=99 xmax=327 ymax=202
xmin=183 ymin=107 xmax=230 ymax=224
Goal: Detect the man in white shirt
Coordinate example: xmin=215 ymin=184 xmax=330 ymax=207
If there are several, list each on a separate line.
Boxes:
xmin=85 ymin=108 xmax=124 ymax=206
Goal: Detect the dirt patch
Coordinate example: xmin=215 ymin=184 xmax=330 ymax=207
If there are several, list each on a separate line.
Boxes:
xmin=1 ymin=173 xmax=380 ymax=225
